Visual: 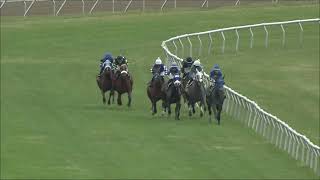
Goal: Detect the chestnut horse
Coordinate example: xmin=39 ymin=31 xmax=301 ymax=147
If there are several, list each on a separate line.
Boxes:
xmin=112 ymin=64 xmax=133 ymax=107
xmin=96 ymin=62 xmax=114 ymax=104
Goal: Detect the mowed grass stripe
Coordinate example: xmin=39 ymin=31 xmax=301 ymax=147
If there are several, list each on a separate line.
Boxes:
xmin=1 ymin=4 xmax=319 ymax=178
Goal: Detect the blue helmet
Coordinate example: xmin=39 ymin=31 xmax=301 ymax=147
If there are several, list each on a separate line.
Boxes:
xmin=212 ymin=64 xmax=220 ymax=70
xmin=103 ymin=53 xmax=113 ymax=61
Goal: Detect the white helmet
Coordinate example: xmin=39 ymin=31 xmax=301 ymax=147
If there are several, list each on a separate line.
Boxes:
xmin=155 ymin=57 xmax=162 ymax=65
xmin=194 ymin=59 xmax=201 ymax=66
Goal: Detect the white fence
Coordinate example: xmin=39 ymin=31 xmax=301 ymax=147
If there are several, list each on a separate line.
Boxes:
xmin=161 ymin=18 xmax=320 ymax=175
xmin=0 ymin=0 xmax=315 ymax=16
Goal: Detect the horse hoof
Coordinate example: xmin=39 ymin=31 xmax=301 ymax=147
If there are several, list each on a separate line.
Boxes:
xmin=188 ymin=112 xmax=192 ymax=117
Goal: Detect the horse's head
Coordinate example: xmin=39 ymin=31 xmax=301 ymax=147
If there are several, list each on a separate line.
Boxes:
xmin=194 ymin=69 xmax=204 ymax=83
xmin=173 ymin=74 xmax=182 ymax=92
xmin=152 ymin=72 xmax=163 ymax=86
xmin=102 ymin=62 xmax=112 ymax=76
xmin=120 ymin=64 xmax=128 ymax=72
xmin=119 ymin=69 xmax=130 ymax=79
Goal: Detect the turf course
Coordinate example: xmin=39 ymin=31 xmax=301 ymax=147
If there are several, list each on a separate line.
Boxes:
xmin=1 ymin=4 xmax=319 ymax=179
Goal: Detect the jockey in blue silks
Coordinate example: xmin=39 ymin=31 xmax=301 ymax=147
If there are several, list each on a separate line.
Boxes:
xmin=149 ymin=57 xmax=167 ymax=86
xmin=167 ymin=62 xmax=181 ymax=86
xmin=151 ymin=57 xmax=166 ymax=81
xmin=210 ymin=64 xmax=225 ymax=89
xmin=99 ymin=52 xmax=114 ymax=77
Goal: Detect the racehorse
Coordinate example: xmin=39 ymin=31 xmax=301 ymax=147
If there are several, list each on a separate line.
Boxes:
xmin=162 ymin=75 xmax=182 ymax=120
xmin=181 ymin=73 xmax=192 ymax=104
xmin=206 ymin=80 xmax=226 ymax=125
xmin=112 ymin=64 xmax=133 ymax=107
xmin=185 ymin=70 xmax=207 ymax=117
xmin=96 ymin=61 xmax=114 ymax=105
xmin=147 ymin=73 xmax=165 ymax=115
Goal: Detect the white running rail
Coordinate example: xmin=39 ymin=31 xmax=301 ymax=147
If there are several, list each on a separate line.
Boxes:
xmin=161 ymin=18 xmax=320 ymax=175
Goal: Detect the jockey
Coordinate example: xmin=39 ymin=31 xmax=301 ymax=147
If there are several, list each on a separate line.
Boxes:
xmin=188 ymin=59 xmax=203 ymax=85
xmin=167 ymin=62 xmax=181 ymax=86
xmin=181 ymin=56 xmax=194 ymax=79
xmin=114 ymin=55 xmax=128 ymax=70
xmin=151 ymin=57 xmax=166 ymax=81
xmin=113 ymin=55 xmax=128 ymax=79
xmin=210 ymin=64 xmax=225 ymax=89
xmin=98 ymin=52 xmax=114 ymax=77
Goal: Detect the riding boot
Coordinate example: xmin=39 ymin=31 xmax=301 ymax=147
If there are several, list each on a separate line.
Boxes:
xmin=167 ymin=79 xmax=173 ymax=88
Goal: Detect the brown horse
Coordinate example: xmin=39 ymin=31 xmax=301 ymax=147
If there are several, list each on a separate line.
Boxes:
xmin=147 ymin=73 xmax=165 ymax=115
xmin=112 ymin=64 xmax=133 ymax=107
xmin=96 ymin=64 xmax=114 ymax=105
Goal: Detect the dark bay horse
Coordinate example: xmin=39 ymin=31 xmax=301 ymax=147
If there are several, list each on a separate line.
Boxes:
xmin=206 ymin=81 xmax=226 ymax=125
xmin=96 ymin=62 xmax=114 ymax=105
xmin=147 ymin=73 xmax=165 ymax=115
xmin=162 ymin=75 xmax=182 ymax=120
xmin=185 ymin=70 xmax=207 ymax=117
xmin=181 ymin=73 xmax=192 ymax=105
xmin=112 ymin=64 xmax=133 ymax=107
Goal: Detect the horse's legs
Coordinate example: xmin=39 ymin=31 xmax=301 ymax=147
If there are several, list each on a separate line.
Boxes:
xmin=188 ymin=102 xmax=192 ymax=117
xmin=208 ymin=103 xmax=212 ymax=123
xmin=127 ymin=92 xmax=132 ymax=107
xmin=192 ymin=103 xmax=196 ymax=114
xmin=175 ymin=101 xmax=181 ymax=120
xmin=112 ymin=90 xmax=115 ymax=103
xmin=212 ymin=104 xmax=218 ymax=122
xmin=161 ymin=100 xmax=166 ymax=116
xmin=167 ymin=103 xmax=171 ymax=116
xmin=117 ymin=93 xmax=122 ymax=106
xmin=101 ymin=91 xmax=106 ymax=104
xmin=200 ymin=104 xmax=204 ymax=118
xmin=216 ymin=104 xmax=222 ymax=125
xmin=152 ymin=100 xmax=157 ymax=115
xmin=107 ymin=91 xmax=113 ymax=105
xmin=200 ymin=97 xmax=206 ymax=117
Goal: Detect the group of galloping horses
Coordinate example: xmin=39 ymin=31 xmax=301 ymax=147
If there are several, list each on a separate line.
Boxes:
xmin=147 ymin=63 xmax=226 ymax=125
xmin=96 ymin=63 xmax=133 ymax=107
xmin=96 ymin=60 xmax=225 ymax=125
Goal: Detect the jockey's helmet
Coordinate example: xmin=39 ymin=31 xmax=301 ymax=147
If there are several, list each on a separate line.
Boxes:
xmin=116 ymin=55 xmax=126 ymax=62
xmin=155 ymin=57 xmax=162 ymax=65
xmin=213 ymin=64 xmax=220 ymax=70
xmin=104 ymin=53 xmax=113 ymax=60
xmin=194 ymin=59 xmax=201 ymax=67
xmin=186 ymin=57 xmax=193 ymax=63
xmin=171 ymin=62 xmax=178 ymax=67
